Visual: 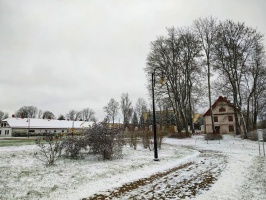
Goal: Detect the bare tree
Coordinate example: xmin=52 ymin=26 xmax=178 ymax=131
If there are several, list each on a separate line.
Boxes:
xmin=66 ymin=110 xmax=82 ymax=121
xmin=103 ymin=98 xmax=120 ymax=125
xmin=3 ymin=112 xmax=9 ymax=119
xmin=244 ymin=40 xmax=266 ymax=132
xmin=57 ymin=114 xmax=65 ymax=120
xmin=82 ymin=108 xmax=96 ymax=121
xmin=0 ymin=111 xmax=5 ymax=120
xmin=135 ymin=98 xmax=148 ymax=126
xmin=120 ymin=93 xmax=133 ymax=125
xmin=146 ymin=27 xmax=202 ymax=134
xmin=37 ymin=109 xmax=43 ymax=119
xmin=213 ymin=20 xmax=263 ymax=136
xmin=194 ymin=16 xmax=217 ymax=134
xmin=15 ymin=106 xmax=38 ymax=118
xmin=42 ymin=111 xmax=55 ymax=119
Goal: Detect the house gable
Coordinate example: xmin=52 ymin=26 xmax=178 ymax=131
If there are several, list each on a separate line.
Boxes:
xmin=203 ymin=96 xmax=236 ymax=117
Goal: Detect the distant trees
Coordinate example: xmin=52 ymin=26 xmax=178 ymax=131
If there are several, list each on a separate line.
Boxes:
xmin=81 ymin=108 xmax=96 ymax=121
xmin=135 ymin=98 xmax=148 ymax=126
xmin=0 ymin=111 xmax=8 ymax=120
xmin=15 ymin=106 xmax=38 ymax=118
xmin=120 ymin=93 xmax=133 ymax=125
xmin=66 ymin=108 xmax=96 ymax=121
xmin=42 ymin=111 xmax=55 ymax=119
xmin=37 ymin=110 xmax=43 ymax=119
xmin=131 ymin=111 xmax=138 ymax=126
xmin=57 ymin=115 xmax=65 ymax=120
xmin=103 ymin=98 xmax=120 ymax=125
xmin=66 ymin=110 xmax=81 ymax=121
xmin=0 ymin=111 xmax=4 ymax=120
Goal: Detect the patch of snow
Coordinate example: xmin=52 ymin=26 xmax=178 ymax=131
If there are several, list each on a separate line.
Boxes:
xmin=0 ymin=135 xmax=265 ymax=200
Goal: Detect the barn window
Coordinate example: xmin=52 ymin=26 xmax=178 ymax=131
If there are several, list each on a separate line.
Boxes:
xmin=214 ymin=116 xmax=218 ymax=122
xmin=229 ymin=125 xmax=234 ymax=132
xmin=228 ymin=116 xmax=233 ymax=122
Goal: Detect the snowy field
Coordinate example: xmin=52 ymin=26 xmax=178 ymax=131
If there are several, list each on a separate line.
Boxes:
xmin=0 ymin=135 xmax=265 ymax=200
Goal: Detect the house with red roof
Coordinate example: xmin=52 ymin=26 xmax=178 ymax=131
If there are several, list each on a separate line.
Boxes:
xmin=203 ymin=96 xmax=242 ymax=134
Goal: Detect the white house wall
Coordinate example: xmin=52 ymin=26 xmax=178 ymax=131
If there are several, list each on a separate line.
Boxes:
xmin=0 ymin=128 xmax=12 ymax=137
xmin=205 ymin=102 xmax=237 ymax=134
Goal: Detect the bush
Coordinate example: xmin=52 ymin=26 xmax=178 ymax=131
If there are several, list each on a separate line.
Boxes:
xmin=34 ymin=134 xmax=64 ymax=166
xmin=139 ymin=128 xmax=153 ymax=150
xmin=158 ymin=129 xmax=168 ymax=149
xmin=168 ymin=131 xmax=191 ymax=139
xmin=12 ymin=131 xmax=28 ymax=137
xmin=204 ymin=133 xmax=223 ymax=140
xmin=61 ymin=135 xmax=89 ymax=158
xmin=125 ymin=130 xmax=138 ymax=150
xmin=87 ymin=123 xmax=124 ymax=160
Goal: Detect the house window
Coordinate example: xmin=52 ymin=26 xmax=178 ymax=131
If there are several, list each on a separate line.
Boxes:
xmin=54 ymin=130 xmax=56 ymax=133
xmin=5 ymin=130 xmax=9 ymax=135
xmin=219 ymin=107 xmax=226 ymax=112
xmin=62 ymin=130 xmax=64 ymax=133
xmin=229 ymin=125 xmax=234 ymax=132
xmin=1 ymin=123 xmax=3 ymax=127
xmin=0 ymin=130 xmax=1 ymax=135
xmin=214 ymin=116 xmax=218 ymax=122
xmin=4 ymin=123 xmax=6 ymax=127
xmin=228 ymin=116 xmax=233 ymax=122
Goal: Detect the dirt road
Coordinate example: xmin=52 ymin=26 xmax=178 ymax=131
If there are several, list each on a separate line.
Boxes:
xmin=85 ymin=150 xmax=227 ymax=199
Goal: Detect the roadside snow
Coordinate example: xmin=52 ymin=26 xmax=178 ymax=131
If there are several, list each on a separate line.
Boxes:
xmin=166 ymin=135 xmax=266 ymax=200
xmin=0 ymin=135 xmax=265 ymax=200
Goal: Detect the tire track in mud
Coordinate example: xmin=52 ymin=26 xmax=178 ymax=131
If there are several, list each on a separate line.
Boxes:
xmin=84 ymin=150 xmax=227 ymax=200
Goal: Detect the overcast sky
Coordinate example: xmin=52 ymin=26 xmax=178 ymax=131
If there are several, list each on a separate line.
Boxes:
xmin=1 ymin=0 xmax=266 ymax=120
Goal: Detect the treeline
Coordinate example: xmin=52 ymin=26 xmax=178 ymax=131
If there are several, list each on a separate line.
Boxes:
xmin=0 ymin=106 xmax=96 ymax=122
xmin=145 ymin=16 xmax=266 ymax=136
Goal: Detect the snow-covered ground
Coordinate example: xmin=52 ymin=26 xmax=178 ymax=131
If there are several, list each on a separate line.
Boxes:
xmin=0 ymin=135 xmax=265 ymax=200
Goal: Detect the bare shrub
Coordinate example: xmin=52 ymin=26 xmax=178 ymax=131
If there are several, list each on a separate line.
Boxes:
xmin=158 ymin=129 xmax=168 ymax=149
xmin=61 ymin=135 xmax=89 ymax=158
xmin=87 ymin=123 xmax=124 ymax=160
xmin=140 ymin=127 xmax=153 ymax=151
xmin=125 ymin=130 xmax=138 ymax=150
xmin=168 ymin=132 xmax=191 ymax=139
xmin=34 ymin=134 xmax=64 ymax=166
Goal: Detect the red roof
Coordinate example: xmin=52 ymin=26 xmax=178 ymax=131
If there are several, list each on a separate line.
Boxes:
xmin=203 ymin=96 xmax=236 ymax=117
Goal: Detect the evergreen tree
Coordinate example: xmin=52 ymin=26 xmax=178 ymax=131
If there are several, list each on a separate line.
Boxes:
xmin=132 ymin=112 xmax=138 ymax=126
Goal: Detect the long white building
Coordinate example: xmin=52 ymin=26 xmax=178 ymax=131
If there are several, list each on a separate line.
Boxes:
xmin=0 ymin=117 xmax=94 ymax=137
